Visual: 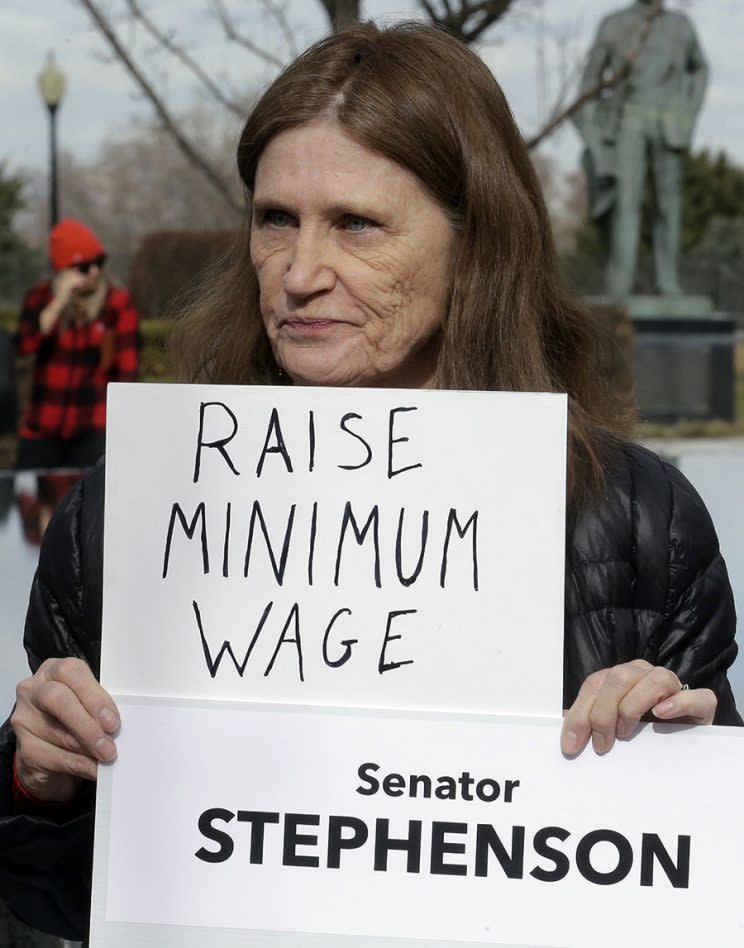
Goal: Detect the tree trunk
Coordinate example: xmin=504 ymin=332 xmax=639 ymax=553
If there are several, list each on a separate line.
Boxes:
xmin=333 ymin=0 xmax=360 ymax=29
xmin=319 ymin=0 xmax=361 ymax=30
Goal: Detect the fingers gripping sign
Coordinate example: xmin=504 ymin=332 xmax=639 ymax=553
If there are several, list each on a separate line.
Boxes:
xmin=561 ymin=659 xmax=718 ymax=757
xmin=11 ymin=657 xmax=120 ymax=803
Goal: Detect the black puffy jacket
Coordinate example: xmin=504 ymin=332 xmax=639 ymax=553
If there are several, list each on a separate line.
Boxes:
xmin=0 ymin=440 xmax=740 ymax=940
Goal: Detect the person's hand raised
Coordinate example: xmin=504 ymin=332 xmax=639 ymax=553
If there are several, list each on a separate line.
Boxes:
xmin=11 ymin=657 xmax=119 ymax=803
xmin=38 ymin=270 xmax=88 ymax=334
xmin=561 ymin=659 xmax=717 ymax=757
xmin=53 ymin=269 xmax=87 ymax=305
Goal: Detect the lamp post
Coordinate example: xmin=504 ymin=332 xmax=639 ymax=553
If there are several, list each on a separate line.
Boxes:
xmin=37 ymin=52 xmax=66 ymax=230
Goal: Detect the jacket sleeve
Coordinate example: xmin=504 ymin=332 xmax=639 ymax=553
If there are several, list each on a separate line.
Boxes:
xmin=0 ymin=473 xmax=100 ymax=942
xmin=14 ymin=288 xmax=50 ymax=357
xmin=649 ymin=461 xmax=741 ymax=726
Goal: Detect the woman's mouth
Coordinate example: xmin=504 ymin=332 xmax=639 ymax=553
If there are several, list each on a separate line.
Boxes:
xmin=282 ymin=317 xmax=340 ymax=331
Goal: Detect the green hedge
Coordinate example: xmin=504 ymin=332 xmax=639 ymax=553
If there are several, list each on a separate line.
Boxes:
xmin=0 ymin=305 xmax=15 ymax=333
xmin=139 ymin=318 xmax=175 ymax=382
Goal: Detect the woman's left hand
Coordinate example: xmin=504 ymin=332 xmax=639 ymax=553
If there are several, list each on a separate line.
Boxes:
xmin=561 ymin=659 xmax=717 ymax=756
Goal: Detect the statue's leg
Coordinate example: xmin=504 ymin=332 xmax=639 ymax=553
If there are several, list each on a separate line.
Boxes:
xmin=607 ymin=116 xmax=647 ymax=298
xmin=651 ymin=138 xmax=683 ymax=295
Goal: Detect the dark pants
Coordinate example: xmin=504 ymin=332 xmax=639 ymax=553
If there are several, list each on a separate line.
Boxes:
xmin=15 ymin=432 xmax=105 ymax=471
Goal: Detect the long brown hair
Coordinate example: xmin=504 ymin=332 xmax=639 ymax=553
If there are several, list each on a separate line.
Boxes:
xmin=170 ymin=21 xmax=633 ymax=501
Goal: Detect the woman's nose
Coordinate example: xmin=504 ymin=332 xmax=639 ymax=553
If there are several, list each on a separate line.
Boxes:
xmin=282 ymin=231 xmax=335 ymax=297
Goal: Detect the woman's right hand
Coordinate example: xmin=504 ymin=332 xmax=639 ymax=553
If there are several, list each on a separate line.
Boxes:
xmin=11 ymin=658 xmax=120 ymax=804
xmin=39 ymin=271 xmax=87 ymax=334
xmin=53 ymin=269 xmax=87 ymax=305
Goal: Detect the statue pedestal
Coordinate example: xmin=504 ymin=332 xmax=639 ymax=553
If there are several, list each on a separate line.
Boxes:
xmin=625 ymin=295 xmax=713 ymax=320
xmin=592 ymin=296 xmax=736 ymax=423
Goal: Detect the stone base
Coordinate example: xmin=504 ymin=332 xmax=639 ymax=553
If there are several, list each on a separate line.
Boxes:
xmin=624 ymin=294 xmax=713 ymax=320
xmin=632 ymin=313 xmax=735 ymax=423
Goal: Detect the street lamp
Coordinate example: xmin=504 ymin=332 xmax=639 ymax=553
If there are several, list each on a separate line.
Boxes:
xmin=37 ymin=52 xmax=66 ymax=229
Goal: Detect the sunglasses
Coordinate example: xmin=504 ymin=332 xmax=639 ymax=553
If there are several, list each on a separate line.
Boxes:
xmin=73 ymin=254 xmax=107 ymax=274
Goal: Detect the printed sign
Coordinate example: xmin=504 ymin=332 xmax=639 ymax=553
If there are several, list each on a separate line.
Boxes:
xmin=90 ymin=700 xmax=744 ymax=947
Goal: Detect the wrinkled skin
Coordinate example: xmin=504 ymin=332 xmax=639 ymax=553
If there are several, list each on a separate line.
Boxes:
xmin=250 ymin=119 xmax=454 ymax=389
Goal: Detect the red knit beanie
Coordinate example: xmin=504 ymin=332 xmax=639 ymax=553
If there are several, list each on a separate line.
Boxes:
xmin=49 ymin=219 xmax=105 ymax=271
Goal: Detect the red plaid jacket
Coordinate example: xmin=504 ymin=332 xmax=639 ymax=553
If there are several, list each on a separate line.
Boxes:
xmin=15 ymin=280 xmax=140 ymax=440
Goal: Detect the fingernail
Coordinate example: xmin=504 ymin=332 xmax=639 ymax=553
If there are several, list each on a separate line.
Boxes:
xmin=654 ymin=699 xmax=676 ymax=717
xmin=563 ymin=729 xmax=579 ymax=755
xmin=99 ymin=708 xmax=118 ymax=731
xmin=95 ymin=737 xmax=116 ymax=762
xmin=592 ymin=731 xmax=609 ymax=754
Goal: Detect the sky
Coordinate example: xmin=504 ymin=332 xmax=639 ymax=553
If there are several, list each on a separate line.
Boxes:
xmin=1 ymin=0 xmax=743 ymax=186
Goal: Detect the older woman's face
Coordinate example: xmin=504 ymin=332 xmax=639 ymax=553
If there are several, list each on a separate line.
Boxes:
xmin=250 ymin=119 xmax=454 ymax=388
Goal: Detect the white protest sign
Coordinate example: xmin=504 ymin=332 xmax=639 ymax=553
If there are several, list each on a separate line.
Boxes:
xmin=102 ymin=383 xmax=567 ymax=715
xmin=90 ymin=699 xmax=744 ymax=947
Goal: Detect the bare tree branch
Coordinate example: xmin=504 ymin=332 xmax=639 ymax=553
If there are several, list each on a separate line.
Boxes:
xmin=526 ymin=0 xmax=662 ymax=150
xmin=77 ymin=0 xmax=241 ymax=214
xmin=124 ymin=0 xmax=246 ymax=117
xmin=418 ymin=0 xmax=516 ymax=45
xmin=211 ymin=0 xmax=287 ymax=68
xmin=418 ymin=0 xmax=438 ymax=21
xmin=317 ymin=0 xmax=335 ymax=27
xmin=260 ymin=0 xmax=299 ymax=59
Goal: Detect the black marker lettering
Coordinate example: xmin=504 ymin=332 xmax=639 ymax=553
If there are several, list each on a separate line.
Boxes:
xmin=222 ymin=501 xmax=231 ymax=578
xmin=378 ymin=609 xmax=416 ymax=673
xmin=307 ymin=502 xmax=318 ymax=586
xmin=388 ymin=406 xmax=422 ymax=478
xmin=264 ymin=602 xmax=304 ymax=681
xmin=334 ymin=502 xmax=381 ymax=588
xmin=256 ymin=407 xmax=293 ymax=477
xmin=193 ymin=599 xmax=273 ymax=678
xmin=193 ymin=401 xmax=240 ymax=482
xmin=162 ymin=502 xmax=209 ymax=579
xmin=308 ymin=410 xmax=316 ymax=472
xmin=322 ymin=608 xmax=357 ymax=668
xmin=395 ymin=507 xmax=429 ymax=587
xmin=244 ymin=501 xmax=296 ymax=585
xmin=338 ymin=413 xmax=372 ymax=470
xmin=440 ymin=508 xmax=479 ymax=591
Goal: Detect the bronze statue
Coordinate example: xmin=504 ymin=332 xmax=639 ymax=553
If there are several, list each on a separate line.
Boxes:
xmin=576 ymin=0 xmax=708 ymax=299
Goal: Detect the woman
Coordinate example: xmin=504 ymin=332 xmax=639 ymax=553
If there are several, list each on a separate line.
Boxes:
xmin=1 ymin=21 xmax=739 ymax=942
xmin=14 ymin=218 xmax=140 ymax=470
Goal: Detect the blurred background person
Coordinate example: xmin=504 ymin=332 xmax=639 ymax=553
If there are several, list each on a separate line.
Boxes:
xmin=14 ymin=218 xmax=139 ymax=470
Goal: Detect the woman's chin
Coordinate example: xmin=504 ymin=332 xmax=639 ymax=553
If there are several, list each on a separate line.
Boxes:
xmin=280 ymin=351 xmax=371 ymax=388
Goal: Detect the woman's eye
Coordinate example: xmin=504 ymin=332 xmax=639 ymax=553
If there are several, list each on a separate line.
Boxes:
xmin=344 ymin=215 xmax=373 ymax=232
xmin=264 ymin=210 xmax=293 ymax=228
